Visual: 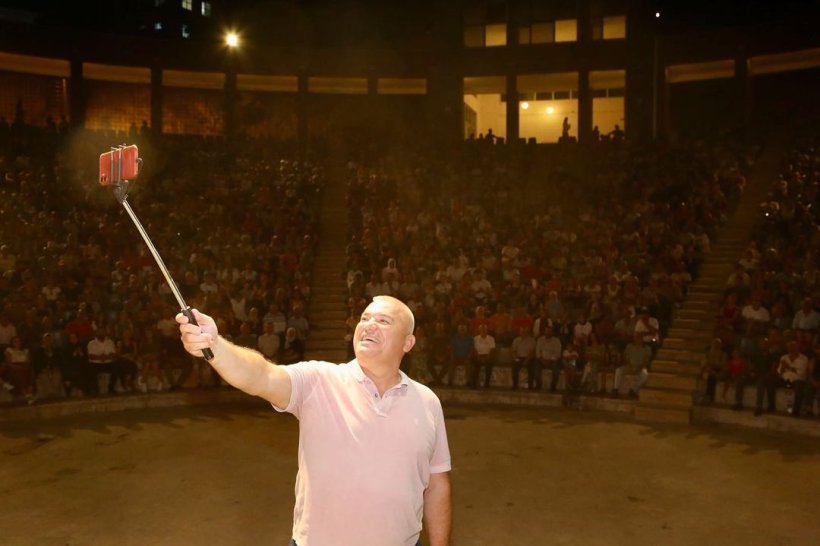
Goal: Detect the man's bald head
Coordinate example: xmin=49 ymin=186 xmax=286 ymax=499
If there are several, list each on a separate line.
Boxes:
xmin=371 ymin=295 xmax=415 ymax=335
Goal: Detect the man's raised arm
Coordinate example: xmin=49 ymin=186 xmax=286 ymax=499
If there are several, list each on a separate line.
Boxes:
xmin=177 ymin=309 xmax=291 ymax=408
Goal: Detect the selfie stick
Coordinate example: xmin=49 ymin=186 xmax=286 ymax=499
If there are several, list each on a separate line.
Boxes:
xmin=103 ymin=145 xmax=213 ymax=361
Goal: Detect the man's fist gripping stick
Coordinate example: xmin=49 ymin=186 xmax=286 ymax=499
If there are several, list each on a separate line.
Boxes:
xmin=98 ymin=145 xmax=213 ymax=360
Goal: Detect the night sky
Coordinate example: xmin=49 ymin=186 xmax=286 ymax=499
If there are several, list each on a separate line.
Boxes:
xmin=0 ymin=0 xmax=817 ymax=42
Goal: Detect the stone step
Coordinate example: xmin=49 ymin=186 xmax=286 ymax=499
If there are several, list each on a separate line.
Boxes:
xmin=305 ymin=351 xmax=349 ymax=363
xmin=687 ymin=288 xmax=722 ymax=297
xmin=667 ymin=327 xmax=712 ymax=339
xmin=698 ymin=265 xmax=733 ymax=274
xmin=673 ymin=318 xmax=707 ymax=330
xmin=693 ymin=277 xmax=726 ymax=285
xmin=705 ymin=253 xmax=740 ymax=260
xmin=306 ymin=340 xmax=349 ymax=352
xmin=311 ymin=270 xmax=345 ymax=278
xmin=662 ymin=338 xmax=686 ymax=349
xmin=309 ymin=301 xmax=347 ymax=313
xmin=661 ymin=338 xmax=705 ymax=351
xmin=638 ymin=388 xmax=694 ymax=408
xmin=682 ymin=300 xmax=717 ymax=311
xmin=311 ymin=312 xmax=346 ymax=322
xmin=307 ymin=309 xmax=348 ymax=321
xmin=634 ymin=405 xmax=691 ymax=424
xmin=677 ymin=309 xmax=711 ymax=320
xmin=648 ymin=372 xmax=698 ymax=391
xmin=656 ymin=348 xmax=700 ymax=363
xmin=312 ymin=282 xmax=347 ymax=291
xmin=310 ymin=278 xmax=347 ymax=286
xmin=652 ymin=359 xmax=700 ymax=376
xmin=308 ymin=328 xmax=348 ymax=341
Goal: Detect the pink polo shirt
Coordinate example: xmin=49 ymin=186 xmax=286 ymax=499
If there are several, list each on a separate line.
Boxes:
xmin=275 ymin=360 xmax=451 ymax=546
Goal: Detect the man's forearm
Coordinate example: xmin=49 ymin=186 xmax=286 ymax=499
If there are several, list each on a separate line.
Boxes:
xmin=208 ymin=336 xmax=286 ymax=402
xmin=424 ymin=472 xmax=452 ymax=546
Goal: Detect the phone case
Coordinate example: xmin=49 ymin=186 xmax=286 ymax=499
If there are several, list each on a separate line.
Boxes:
xmin=99 ymin=145 xmax=139 ymax=186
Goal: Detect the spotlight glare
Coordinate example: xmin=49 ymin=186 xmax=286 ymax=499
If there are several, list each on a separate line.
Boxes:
xmin=655 ymin=12 xmax=660 ymax=18
xmin=225 ymin=31 xmax=240 ymax=48
xmin=521 ymin=102 xmax=529 ymax=110
xmin=546 ymin=106 xmax=555 ymax=114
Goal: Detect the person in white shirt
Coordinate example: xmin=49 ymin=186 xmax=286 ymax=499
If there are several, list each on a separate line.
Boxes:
xmin=257 ymin=321 xmax=281 ymax=362
xmin=792 ymin=297 xmax=819 ymax=332
xmin=87 ymin=328 xmax=118 ymax=395
xmin=470 ymin=324 xmax=496 ymax=389
xmin=741 ymin=299 xmax=771 ymax=326
xmin=761 ymin=342 xmax=809 ymax=417
xmin=0 ymin=313 xmax=17 ymax=353
xmin=537 ymin=327 xmax=563 ymax=392
xmin=511 ymin=327 xmax=536 ymax=390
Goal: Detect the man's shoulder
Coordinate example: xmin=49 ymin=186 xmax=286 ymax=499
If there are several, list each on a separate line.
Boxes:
xmin=406 ymin=378 xmax=444 ymax=407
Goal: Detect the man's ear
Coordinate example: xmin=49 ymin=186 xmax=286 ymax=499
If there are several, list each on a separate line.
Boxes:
xmin=403 ymin=334 xmax=416 ymax=353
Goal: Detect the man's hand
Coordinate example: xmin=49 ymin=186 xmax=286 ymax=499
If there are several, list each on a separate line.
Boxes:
xmin=176 ymin=309 xmax=292 ymax=407
xmin=176 ymin=309 xmax=218 ymax=357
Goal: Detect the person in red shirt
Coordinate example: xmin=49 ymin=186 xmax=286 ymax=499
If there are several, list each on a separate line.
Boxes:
xmin=488 ymin=303 xmax=513 ymax=346
xmin=723 ymin=348 xmax=747 ymax=402
xmin=64 ymin=309 xmax=94 ymax=344
xmin=510 ymin=304 xmax=534 ymax=338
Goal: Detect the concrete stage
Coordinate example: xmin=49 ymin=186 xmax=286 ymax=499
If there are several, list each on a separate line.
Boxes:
xmin=1 ymin=401 xmax=819 ymax=546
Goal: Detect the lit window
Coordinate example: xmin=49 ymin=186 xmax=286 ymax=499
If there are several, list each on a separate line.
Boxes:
xmin=518 ymin=26 xmax=530 ymax=45
xmin=182 ymin=24 xmax=190 ymax=38
xmin=555 ymin=19 xmax=577 ymax=42
xmin=182 ymin=0 xmax=192 ymax=11
xmin=603 ymin=16 xmax=626 ymax=39
xmin=201 ymin=1 xmax=211 ymax=17
xmin=531 ymin=22 xmax=555 ymax=44
xmin=485 ymin=23 xmax=507 ymax=47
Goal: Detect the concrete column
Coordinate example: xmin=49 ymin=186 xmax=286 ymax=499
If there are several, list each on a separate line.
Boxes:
xmin=505 ymin=74 xmax=519 ymax=144
xmin=68 ymin=58 xmax=84 ymax=129
xmin=577 ymin=69 xmax=592 ymax=144
xmin=426 ymin=68 xmax=462 ymax=146
xmin=150 ymin=66 xmax=162 ymax=135
xmin=297 ymin=74 xmax=308 ymax=158
xmin=735 ymin=51 xmax=753 ymax=128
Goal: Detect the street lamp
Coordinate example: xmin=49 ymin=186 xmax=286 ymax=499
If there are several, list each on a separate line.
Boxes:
xmin=225 ymin=31 xmax=240 ymax=49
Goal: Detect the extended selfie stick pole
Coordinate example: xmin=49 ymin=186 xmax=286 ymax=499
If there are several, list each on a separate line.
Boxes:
xmin=106 ymin=147 xmax=213 ymax=361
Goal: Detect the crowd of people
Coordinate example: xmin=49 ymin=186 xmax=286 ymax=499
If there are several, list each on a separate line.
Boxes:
xmin=0 ymin=118 xmax=322 ymax=403
xmin=344 ymin=134 xmax=753 ymax=398
xmin=7 ymin=108 xmax=817 ymax=424
xmin=703 ymin=135 xmax=819 ymax=418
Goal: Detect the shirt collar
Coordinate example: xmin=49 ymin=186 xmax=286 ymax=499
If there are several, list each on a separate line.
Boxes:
xmin=349 ymin=359 xmax=410 ymax=388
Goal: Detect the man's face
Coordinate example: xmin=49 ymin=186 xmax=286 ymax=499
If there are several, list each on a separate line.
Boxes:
xmin=354 ymin=298 xmax=414 ymax=363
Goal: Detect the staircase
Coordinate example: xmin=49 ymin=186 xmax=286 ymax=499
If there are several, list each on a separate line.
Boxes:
xmin=635 ymin=141 xmax=784 ymax=424
xmin=304 ymin=157 xmax=350 ymax=363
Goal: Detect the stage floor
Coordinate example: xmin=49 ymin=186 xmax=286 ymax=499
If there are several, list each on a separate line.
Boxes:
xmin=1 ymin=403 xmax=818 ymax=545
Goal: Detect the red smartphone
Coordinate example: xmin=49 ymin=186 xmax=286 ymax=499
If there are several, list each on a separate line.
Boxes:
xmin=99 ymin=145 xmax=140 ymax=186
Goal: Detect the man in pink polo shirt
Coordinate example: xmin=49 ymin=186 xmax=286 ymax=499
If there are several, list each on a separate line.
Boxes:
xmin=178 ymin=295 xmax=452 ymax=546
